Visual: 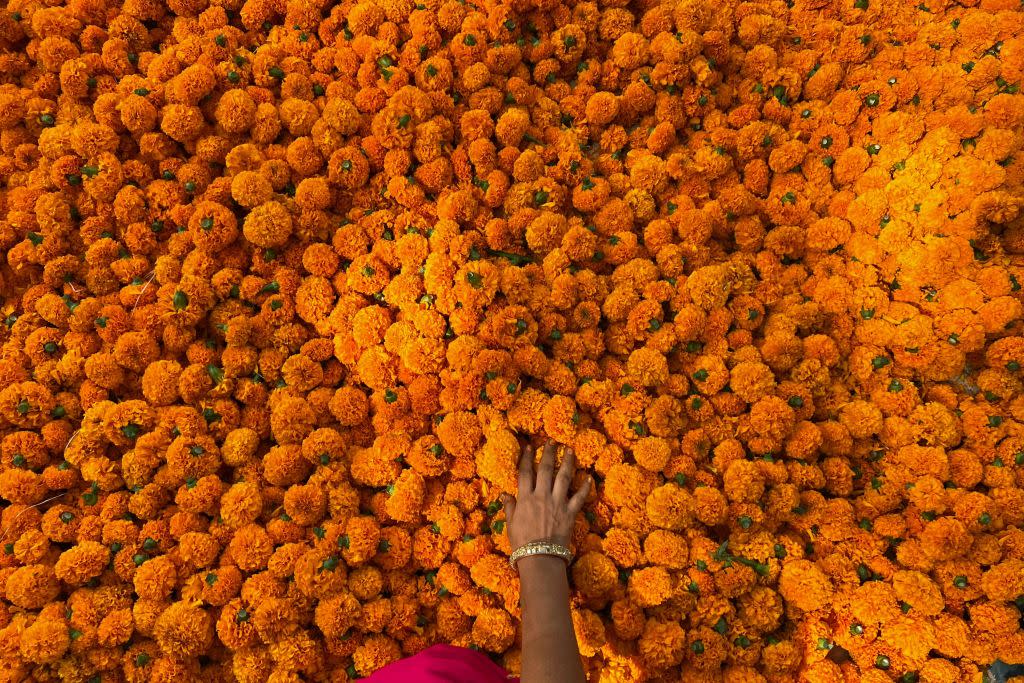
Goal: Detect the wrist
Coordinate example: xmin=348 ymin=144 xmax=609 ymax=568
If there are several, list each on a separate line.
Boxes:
xmin=517 ymin=554 xmax=570 ymax=605
xmin=512 ymin=534 xmax=569 ymax=548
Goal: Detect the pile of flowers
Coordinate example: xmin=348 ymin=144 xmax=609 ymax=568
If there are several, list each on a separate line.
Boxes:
xmin=0 ymin=0 xmax=1023 ymax=679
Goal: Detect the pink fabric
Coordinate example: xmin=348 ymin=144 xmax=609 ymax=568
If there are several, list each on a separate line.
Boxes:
xmin=365 ymin=644 xmax=518 ymax=682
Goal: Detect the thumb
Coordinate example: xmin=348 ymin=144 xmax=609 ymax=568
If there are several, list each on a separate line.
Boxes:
xmin=500 ymin=494 xmax=516 ymax=523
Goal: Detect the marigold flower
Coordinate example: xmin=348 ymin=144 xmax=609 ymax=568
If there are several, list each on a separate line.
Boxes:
xmin=19 ymin=617 xmax=70 ymax=663
xmin=154 ymin=602 xmax=214 ymax=658
xmin=608 ymin=599 xmax=645 ymax=641
xmin=604 ymin=463 xmax=651 ymax=510
xmin=638 ymin=620 xmax=687 ymax=669
xmin=243 ymin=201 xmax=293 ymax=249
xmin=722 ymin=459 xmax=766 ymax=504
xmin=602 ymin=527 xmax=643 ymax=568
xmin=632 ymin=437 xmax=671 ymax=472
xmin=54 ymin=540 xmax=108 ymax=585
xmin=283 ymin=483 xmax=327 ymax=527
xmin=435 ymin=410 xmax=483 ymax=458
xmin=5 ymin=564 xmax=61 ymax=609
xmin=342 ymin=515 xmax=381 ymax=565
xmin=221 ymin=427 xmax=259 ymax=467
xmin=353 ymin=634 xmax=401 ymax=676
xmin=134 ymin=555 xmax=177 ymax=601
xmin=920 ymin=517 xmax=972 ymax=561
xmin=475 ymin=428 xmax=517 ymax=493
xmin=227 ymin=524 xmax=274 ymax=572
xmin=314 ymin=591 xmax=362 ymax=640
xmin=471 ymin=608 xmax=515 ymax=653
xmin=571 ymin=551 xmax=618 ymax=599
xmin=646 ymin=484 xmax=693 ymax=530
xmin=980 ymin=559 xmax=1024 ymax=602
xmin=625 ymin=347 xmax=669 ymax=387
xmin=778 ymin=560 xmax=833 ymax=613
xmin=628 ymin=566 xmax=674 ymax=608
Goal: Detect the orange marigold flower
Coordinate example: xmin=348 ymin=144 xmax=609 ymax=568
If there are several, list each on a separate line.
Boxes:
xmin=19 ymin=617 xmax=70 ymax=664
xmin=778 ymin=560 xmax=833 ymax=613
xmin=471 ymin=608 xmax=515 ymax=653
xmin=153 ymin=602 xmax=214 ymax=658
xmin=353 ymin=634 xmax=401 ymax=675
xmin=638 ymin=620 xmax=686 ymax=669
xmin=628 ymin=566 xmax=673 ymax=608
xmin=571 ymin=551 xmax=619 ymax=599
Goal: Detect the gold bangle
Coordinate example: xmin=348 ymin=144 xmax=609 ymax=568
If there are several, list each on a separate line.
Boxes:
xmin=509 ymin=540 xmax=573 ymax=569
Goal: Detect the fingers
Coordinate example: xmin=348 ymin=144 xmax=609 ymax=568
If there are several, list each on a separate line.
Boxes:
xmin=553 ymin=447 xmax=575 ymax=501
xmin=536 ymin=439 xmax=557 ymax=492
xmin=518 ymin=443 xmax=534 ymax=493
xmin=567 ymin=476 xmax=592 ymax=516
xmin=500 ymin=494 xmax=516 ymax=524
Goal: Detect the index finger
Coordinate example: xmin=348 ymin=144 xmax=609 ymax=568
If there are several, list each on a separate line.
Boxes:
xmin=518 ymin=443 xmax=534 ymax=494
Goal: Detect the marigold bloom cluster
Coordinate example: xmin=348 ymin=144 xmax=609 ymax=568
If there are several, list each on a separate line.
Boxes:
xmin=0 ymin=0 xmax=1023 ymax=681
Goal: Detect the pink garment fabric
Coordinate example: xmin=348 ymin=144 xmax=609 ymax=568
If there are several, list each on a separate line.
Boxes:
xmin=365 ymin=644 xmax=518 ymax=682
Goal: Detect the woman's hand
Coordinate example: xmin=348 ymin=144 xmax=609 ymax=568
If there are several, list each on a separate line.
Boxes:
xmin=505 ymin=440 xmax=590 ymax=683
xmin=501 ymin=439 xmax=591 ymax=550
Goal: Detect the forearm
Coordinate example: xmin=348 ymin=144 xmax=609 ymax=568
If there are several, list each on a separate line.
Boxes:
xmin=518 ymin=556 xmax=586 ymax=683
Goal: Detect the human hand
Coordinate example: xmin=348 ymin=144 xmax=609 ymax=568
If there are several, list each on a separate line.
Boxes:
xmin=501 ymin=439 xmax=591 ymax=550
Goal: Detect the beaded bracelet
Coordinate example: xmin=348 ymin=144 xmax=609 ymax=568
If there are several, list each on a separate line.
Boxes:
xmin=508 ymin=540 xmax=573 ymax=569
